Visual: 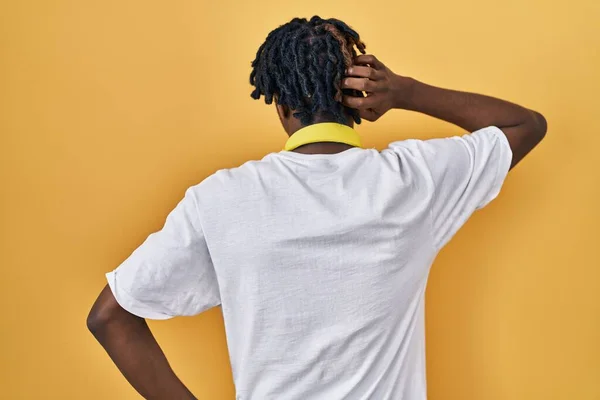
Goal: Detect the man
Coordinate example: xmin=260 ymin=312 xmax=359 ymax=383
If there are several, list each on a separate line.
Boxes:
xmin=87 ymin=16 xmax=546 ymax=400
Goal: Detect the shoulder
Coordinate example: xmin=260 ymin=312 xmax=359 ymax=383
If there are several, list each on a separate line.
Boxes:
xmin=378 ymin=138 xmax=440 ymax=178
xmin=188 ymin=154 xmax=279 ymax=202
xmin=382 ymin=126 xmax=509 ymax=168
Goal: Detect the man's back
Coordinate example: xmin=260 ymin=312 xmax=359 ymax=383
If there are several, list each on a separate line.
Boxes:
xmin=107 ymin=124 xmax=512 ymax=399
xmin=204 ymin=143 xmax=433 ymax=399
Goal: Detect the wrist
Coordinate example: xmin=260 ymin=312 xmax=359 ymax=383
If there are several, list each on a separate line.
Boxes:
xmin=391 ymin=75 xmax=418 ymax=110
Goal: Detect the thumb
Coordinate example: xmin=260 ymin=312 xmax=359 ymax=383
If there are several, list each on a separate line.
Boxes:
xmin=360 ymin=108 xmax=380 ymax=122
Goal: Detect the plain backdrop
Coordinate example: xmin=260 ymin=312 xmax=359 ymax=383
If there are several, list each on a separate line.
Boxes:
xmin=1 ymin=1 xmax=599 ymax=399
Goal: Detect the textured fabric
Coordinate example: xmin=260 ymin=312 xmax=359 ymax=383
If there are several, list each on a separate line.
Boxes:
xmin=106 ymin=125 xmax=512 ymax=400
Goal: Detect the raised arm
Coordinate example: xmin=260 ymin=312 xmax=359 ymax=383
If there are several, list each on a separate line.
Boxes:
xmin=342 ymin=55 xmax=547 ymax=168
xmin=87 ymin=285 xmax=197 ymax=400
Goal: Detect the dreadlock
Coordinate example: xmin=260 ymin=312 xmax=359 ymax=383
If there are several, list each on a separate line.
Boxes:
xmin=250 ymin=16 xmax=367 ymax=126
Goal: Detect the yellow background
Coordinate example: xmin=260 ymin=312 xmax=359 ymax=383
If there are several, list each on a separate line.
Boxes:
xmin=1 ymin=0 xmax=599 ymax=399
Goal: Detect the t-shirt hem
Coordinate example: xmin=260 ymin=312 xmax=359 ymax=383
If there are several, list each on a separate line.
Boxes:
xmin=106 ymin=270 xmax=172 ymax=320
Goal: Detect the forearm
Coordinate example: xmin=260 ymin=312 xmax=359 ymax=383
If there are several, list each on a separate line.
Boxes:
xmin=396 ymin=78 xmax=539 ymax=132
xmin=88 ymin=287 xmax=195 ymax=400
xmin=343 ymin=54 xmax=547 ymax=168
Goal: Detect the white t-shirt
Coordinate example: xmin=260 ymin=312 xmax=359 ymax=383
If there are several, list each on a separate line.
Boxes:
xmin=106 ymin=125 xmax=512 ymax=400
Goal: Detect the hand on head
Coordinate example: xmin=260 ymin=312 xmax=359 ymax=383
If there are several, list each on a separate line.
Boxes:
xmin=342 ymin=55 xmax=412 ymax=122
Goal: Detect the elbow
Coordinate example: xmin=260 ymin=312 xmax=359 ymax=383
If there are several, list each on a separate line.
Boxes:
xmin=87 ymin=305 xmax=111 ymax=337
xmin=86 ymin=285 xmax=123 ymax=336
xmin=531 ymin=111 xmax=548 ymax=142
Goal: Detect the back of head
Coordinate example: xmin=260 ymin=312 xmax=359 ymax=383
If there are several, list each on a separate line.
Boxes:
xmin=250 ymin=16 xmax=366 ymax=126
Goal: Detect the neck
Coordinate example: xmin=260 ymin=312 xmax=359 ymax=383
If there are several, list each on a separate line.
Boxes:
xmin=292 ymin=141 xmax=355 ymax=154
xmin=287 ymin=118 xmax=354 ymax=136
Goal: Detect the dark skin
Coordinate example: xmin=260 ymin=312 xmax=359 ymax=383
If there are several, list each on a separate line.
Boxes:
xmin=339 ymin=55 xmax=547 ymax=169
xmin=88 ymin=286 xmax=197 ymax=400
xmin=276 ymin=103 xmax=357 ymax=154
xmin=88 ymin=54 xmax=546 ymax=399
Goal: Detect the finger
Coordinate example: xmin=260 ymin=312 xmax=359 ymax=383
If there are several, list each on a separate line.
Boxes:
xmin=341 ymin=77 xmax=377 ymax=92
xmin=353 ymin=54 xmax=384 ymax=69
xmin=345 ymin=65 xmax=380 ymax=80
xmin=359 ymin=108 xmax=380 ymax=122
xmin=342 ymin=95 xmax=375 ymax=109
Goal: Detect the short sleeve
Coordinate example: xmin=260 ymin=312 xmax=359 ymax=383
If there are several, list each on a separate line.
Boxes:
xmin=106 ymin=188 xmax=221 ymax=320
xmin=387 ymin=126 xmax=512 ymax=252
xmin=423 ymin=126 xmax=512 ymax=250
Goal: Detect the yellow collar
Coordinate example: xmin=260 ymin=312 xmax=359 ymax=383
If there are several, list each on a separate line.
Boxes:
xmin=284 ymin=123 xmax=362 ymax=151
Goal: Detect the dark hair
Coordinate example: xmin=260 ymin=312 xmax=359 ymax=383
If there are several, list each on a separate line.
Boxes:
xmin=250 ymin=16 xmax=366 ymax=126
